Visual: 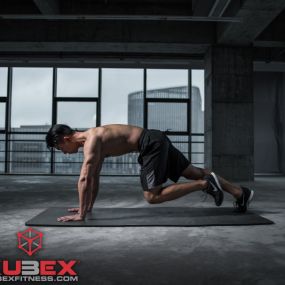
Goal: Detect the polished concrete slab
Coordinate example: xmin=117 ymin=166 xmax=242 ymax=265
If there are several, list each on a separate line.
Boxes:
xmin=0 ymin=175 xmax=285 ymax=285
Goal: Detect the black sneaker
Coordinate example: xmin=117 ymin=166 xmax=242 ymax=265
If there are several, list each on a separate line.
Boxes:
xmin=234 ymin=186 xmax=254 ymax=213
xmin=203 ymin=172 xmax=224 ymax=206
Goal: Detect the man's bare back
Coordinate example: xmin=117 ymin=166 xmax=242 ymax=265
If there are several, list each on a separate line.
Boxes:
xmin=82 ymin=124 xmax=143 ymax=157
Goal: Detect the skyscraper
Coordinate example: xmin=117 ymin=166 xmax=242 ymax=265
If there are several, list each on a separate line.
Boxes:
xmin=128 ymin=86 xmax=204 ymax=166
xmin=128 ymin=86 xmax=204 ymax=133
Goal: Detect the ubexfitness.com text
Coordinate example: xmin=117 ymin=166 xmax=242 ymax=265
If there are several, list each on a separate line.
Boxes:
xmin=0 ymin=276 xmax=78 ymax=282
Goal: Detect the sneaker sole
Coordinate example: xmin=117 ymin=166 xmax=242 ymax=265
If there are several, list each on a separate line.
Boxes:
xmin=210 ymin=172 xmax=224 ymax=206
xmin=210 ymin=172 xmax=223 ymax=192
xmin=237 ymin=188 xmax=254 ymax=213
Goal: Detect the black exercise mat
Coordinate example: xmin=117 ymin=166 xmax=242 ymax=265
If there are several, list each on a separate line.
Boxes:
xmin=25 ymin=207 xmax=274 ymax=227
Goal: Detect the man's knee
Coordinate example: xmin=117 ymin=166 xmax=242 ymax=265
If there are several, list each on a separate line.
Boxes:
xmin=144 ymin=192 xmax=157 ymax=204
xmin=143 ymin=186 xmax=162 ymax=204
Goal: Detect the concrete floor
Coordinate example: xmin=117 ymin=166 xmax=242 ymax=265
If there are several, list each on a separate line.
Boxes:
xmin=0 ymin=175 xmax=285 ymax=285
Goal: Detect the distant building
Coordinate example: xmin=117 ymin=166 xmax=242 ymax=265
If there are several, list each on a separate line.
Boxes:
xmin=128 ymin=86 xmax=204 ymax=133
xmin=128 ymin=86 xmax=204 ymax=166
xmin=9 ymin=125 xmax=51 ymax=173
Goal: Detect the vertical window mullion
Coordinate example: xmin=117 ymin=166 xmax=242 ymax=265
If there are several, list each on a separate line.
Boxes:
xmin=51 ymin=67 xmax=57 ymax=174
xmin=188 ymin=69 xmax=192 ymax=163
xmin=5 ymin=67 xmax=12 ymax=173
xmin=143 ymin=69 xmax=147 ymax=129
xmin=97 ymin=68 xmax=102 ymax=126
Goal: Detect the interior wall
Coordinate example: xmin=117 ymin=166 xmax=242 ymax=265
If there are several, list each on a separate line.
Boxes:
xmin=254 ymin=72 xmax=285 ymax=174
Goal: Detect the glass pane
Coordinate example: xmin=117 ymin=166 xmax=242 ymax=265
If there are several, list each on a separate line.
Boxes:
xmin=191 ymin=70 xmax=204 ymax=133
xmin=57 ymin=102 xmax=97 ymax=129
xmin=128 ymin=90 xmax=144 ymax=127
xmin=167 ymin=135 xmax=189 ymax=159
xmin=0 ymin=134 xmax=5 ymax=172
xmin=192 ymin=134 xmax=204 ymax=167
xmin=100 ymin=69 xmax=143 ymax=175
xmin=101 ymin=69 xmax=143 ymax=126
xmin=101 ymin=153 xmax=140 ymax=175
xmin=0 ymin=104 xmax=5 ymax=130
xmin=57 ymin=68 xmax=98 ymax=97
xmin=8 ymin=133 xmax=50 ymax=174
xmin=54 ymin=149 xmax=83 ymax=174
xmin=54 ymin=151 xmax=141 ymax=175
xmin=147 ymin=102 xmax=187 ymax=132
xmin=147 ymin=69 xmax=188 ymax=98
xmin=11 ymin=68 xmax=53 ymax=128
xmin=0 ymin=68 xmax=8 ymax=97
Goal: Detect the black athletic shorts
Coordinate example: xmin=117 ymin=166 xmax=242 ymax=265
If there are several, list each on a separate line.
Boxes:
xmin=137 ymin=129 xmax=190 ymax=191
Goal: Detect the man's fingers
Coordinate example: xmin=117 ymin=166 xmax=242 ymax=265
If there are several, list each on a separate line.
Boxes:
xmin=68 ymin=208 xmax=79 ymax=212
xmin=57 ymin=214 xmax=82 ymax=222
xmin=57 ymin=215 xmax=72 ymax=222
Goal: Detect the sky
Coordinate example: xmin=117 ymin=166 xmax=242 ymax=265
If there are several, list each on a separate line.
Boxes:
xmin=0 ymin=67 xmax=204 ymax=129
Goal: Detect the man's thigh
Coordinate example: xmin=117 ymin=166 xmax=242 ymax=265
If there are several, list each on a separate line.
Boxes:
xmin=181 ymin=164 xmax=209 ymax=180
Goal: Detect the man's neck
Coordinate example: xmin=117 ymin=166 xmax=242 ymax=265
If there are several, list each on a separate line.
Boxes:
xmin=71 ymin=131 xmax=86 ymax=145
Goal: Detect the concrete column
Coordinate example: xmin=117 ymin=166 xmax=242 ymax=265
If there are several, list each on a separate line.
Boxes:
xmin=205 ymin=46 xmax=254 ymax=181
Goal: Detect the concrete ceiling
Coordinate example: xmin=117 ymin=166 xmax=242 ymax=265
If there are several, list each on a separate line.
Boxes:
xmin=0 ymin=0 xmax=284 ymax=66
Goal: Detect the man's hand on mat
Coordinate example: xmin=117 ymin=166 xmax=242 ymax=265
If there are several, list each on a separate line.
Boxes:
xmin=67 ymin=207 xmax=92 ymax=213
xmin=57 ymin=214 xmax=84 ymax=222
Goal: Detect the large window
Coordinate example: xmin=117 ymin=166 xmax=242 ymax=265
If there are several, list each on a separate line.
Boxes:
xmin=57 ymin=102 xmax=97 ymax=129
xmin=9 ymin=68 xmax=53 ymax=173
xmin=147 ymin=69 xmax=188 ymax=97
xmin=148 ymin=102 xmax=188 ymax=132
xmin=57 ymin=68 xmax=99 ymax=98
xmin=0 ymin=104 xmax=5 ymax=130
xmin=101 ymin=69 xmax=143 ymax=175
xmin=0 ymin=68 xmax=8 ymax=97
xmin=11 ymin=68 xmax=53 ymax=128
xmin=54 ymin=68 xmax=99 ymax=174
xmin=1 ymin=67 xmax=205 ymax=174
xmin=101 ymin=69 xmax=143 ymax=126
xmin=146 ymin=69 xmax=190 ymax=162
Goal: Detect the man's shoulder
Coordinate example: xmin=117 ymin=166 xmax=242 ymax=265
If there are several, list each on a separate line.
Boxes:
xmin=84 ymin=128 xmax=106 ymax=144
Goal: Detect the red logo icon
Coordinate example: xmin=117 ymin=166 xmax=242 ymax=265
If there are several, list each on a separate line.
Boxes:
xmin=17 ymin=228 xmax=43 ymax=256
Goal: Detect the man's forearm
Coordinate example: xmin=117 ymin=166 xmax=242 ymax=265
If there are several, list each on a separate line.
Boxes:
xmin=88 ymin=176 xmax=100 ymax=210
xmin=78 ymin=176 xmax=93 ymax=219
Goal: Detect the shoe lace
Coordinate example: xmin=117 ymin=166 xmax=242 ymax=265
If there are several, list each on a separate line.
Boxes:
xmin=233 ymin=200 xmax=239 ymax=209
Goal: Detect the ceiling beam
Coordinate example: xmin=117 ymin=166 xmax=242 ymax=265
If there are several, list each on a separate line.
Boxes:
xmin=0 ymin=56 xmax=205 ymax=69
xmin=254 ymin=61 xmax=285 ymax=72
xmin=0 ymin=20 xmax=215 ymax=44
xmin=0 ymin=42 xmax=209 ymax=54
xmin=254 ymin=41 xmax=285 ymax=48
xmin=0 ymin=14 xmax=241 ymax=22
xmin=33 ymin=0 xmax=59 ymax=15
xmin=217 ymin=0 xmax=285 ymax=45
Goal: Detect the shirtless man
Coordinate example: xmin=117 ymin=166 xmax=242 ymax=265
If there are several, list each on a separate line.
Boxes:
xmin=45 ymin=124 xmax=254 ymax=222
